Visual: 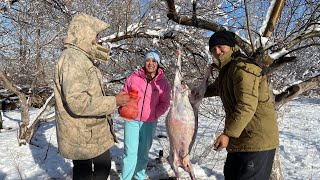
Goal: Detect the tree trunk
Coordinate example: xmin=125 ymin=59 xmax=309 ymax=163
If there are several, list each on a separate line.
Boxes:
xmin=263 ymin=0 xmax=285 ymax=37
xmin=0 ymin=70 xmax=30 ymax=145
xmin=33 ymin=28 xmax=47 ymax=88
xmin=270 ymin=148 xmax=283 ymax=180
xmin=0 ymin=111 xmax=2 ymax=130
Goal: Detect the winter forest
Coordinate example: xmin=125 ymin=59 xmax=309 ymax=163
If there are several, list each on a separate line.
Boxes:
xmin=0 ymin=0 xmax=319 ymax=180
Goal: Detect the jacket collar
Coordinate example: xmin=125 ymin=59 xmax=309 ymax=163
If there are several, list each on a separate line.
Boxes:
xmin=136 ymin=67 xmax=165 ymax=82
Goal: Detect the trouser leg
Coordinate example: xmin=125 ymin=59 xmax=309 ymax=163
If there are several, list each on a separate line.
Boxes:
xmin=224 ymin=149 xmax=276 ymax=180
xmin=224 ymin=152 xmax=238 ymax=180
xmin=121 ymin=121 xmax=140 ymax=180
xmin=73 ymin=159 xmax=92 ymax=180
xmin=256 ymin=149 xmax=276 ymax=179
xmin=92 ymin=149 xmax=111 ymax=180
xmin=134 ymin=121 xmax=157 ymax=180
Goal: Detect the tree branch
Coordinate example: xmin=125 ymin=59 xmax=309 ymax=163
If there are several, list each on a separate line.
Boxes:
xmin=165 ymin=0 xmax=253 ymax=55
xmin=263 ymin=0 xmax=285 ymax=37
xmin=244 ymin=0 xmax=255 ymax=53
xmin=265 ymin=56 xmax=297 ymax=76
xmin=27 ymin=93 xmax=55 ymax=144
xmin=0 ymin=0 xmax=19 ymax=12
xmin=275 ymin=74 xmax=320 ymax=109
xmin=287 ymin=31 xmax=320 ymax=49
xmin=0 ymin=70 xmax=30 ymax=145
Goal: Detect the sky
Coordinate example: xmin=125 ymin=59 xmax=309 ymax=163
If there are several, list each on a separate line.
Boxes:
xmin=0 ymin=96 xmax=319 ymax=180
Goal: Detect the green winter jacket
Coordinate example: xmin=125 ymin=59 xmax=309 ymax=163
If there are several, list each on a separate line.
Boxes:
xmin=205 ymin=47 xmax=279 ymax=152
xmin=54 ymin=13 xmax=117 ymax=160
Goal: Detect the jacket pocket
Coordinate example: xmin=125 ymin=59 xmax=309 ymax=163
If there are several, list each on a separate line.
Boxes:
xmin=242 ymin=117 xmax=262 ymax=139
xmin=243 ymin=128 xmax=253 ymax=138
xmin=68 ymin=118 xmax=95 ymax=145
xmin=76 ymin=125 xmax=93 ymax=145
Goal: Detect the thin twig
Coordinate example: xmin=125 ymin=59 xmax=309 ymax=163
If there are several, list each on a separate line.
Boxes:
xmin=8 ymin=147 xmax=23 ymax=179
xmin=244 ymin=0 xmax=255 ymax=53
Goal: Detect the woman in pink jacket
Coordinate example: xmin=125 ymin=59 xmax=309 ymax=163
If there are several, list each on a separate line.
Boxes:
xmin=120 ymin=49 xmax=171 ymax=180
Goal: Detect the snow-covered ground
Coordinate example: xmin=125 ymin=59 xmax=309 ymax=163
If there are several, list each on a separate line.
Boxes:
xmin=0 ymin=97 xmax=319 ymax=180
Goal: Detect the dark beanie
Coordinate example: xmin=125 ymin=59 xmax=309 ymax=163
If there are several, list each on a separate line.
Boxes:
xmin=209 ymin=30 xmax=236 ymax=51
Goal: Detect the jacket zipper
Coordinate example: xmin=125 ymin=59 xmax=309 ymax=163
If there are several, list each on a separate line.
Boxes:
xmin=139 ymin=81 xmax=149 ymax=121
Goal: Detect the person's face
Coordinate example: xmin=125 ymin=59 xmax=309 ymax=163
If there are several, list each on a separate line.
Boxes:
xmin=211 ymin=45 xmax=231 ymax=60
xmin=145 ymin=58 xmax=158 ymax=74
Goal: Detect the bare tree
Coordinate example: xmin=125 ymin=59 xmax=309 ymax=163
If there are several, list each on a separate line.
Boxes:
xmin=0 ymin=1 xmax=318 ymax=179
xmin=0 ymin=70 xmax=29 ymax=145
xmin=0 ymin=0 xmax=68 ymax=143
xmin=162 ymin=0 xmax=319 ymax=179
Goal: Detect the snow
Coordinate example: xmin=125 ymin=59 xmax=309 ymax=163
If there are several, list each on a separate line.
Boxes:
xmin=254 ymin=37 xmax=271 ymax=50
xmin=269 ymin=48 xmax=289 ymax=60
xmin=259 ymin=0 xmax=277 ymax=35
xmin=0 ymin=97 xmax=320 ymax=180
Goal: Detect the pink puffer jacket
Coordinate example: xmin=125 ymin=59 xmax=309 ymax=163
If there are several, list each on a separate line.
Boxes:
xmin=122 ymin=67 xmax=171 ymax=122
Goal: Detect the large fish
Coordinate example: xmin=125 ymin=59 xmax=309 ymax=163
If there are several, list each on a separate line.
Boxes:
xmin=165 ymin=49 xmax=211 ymax=180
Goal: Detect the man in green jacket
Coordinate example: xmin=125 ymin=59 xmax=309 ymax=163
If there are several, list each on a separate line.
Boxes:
xmin=54 ymin=13 xmax=129 ymax=180
xmin=204 ymin=30 xmax=279 ymax=180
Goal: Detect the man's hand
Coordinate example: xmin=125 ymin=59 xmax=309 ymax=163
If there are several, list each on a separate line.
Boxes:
xmin=115 ymin=91 xmax=129 ymax=106
xmin=214 ymin=133 xmax=229 ymax=151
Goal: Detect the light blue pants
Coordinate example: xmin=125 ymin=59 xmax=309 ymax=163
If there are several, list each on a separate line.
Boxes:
xmin=120 ymin=120 xmax=157 ymax=180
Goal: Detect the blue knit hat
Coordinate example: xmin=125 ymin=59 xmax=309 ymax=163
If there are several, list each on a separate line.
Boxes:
xmin=145 ymin=49 xmax=161 ymax=64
